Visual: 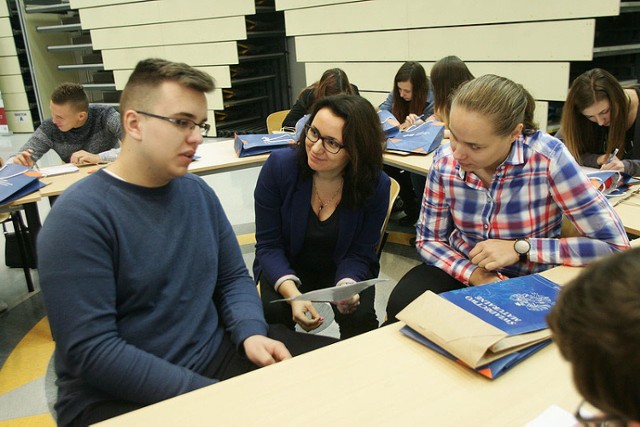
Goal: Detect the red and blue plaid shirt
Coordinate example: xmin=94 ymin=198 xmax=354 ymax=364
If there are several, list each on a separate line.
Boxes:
xmin=416 ymin=131 xmax=630 ymax=285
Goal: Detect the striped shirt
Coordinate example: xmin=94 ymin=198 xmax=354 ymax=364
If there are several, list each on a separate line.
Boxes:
xmin=416 ymin=130 xmax=630 ymax=285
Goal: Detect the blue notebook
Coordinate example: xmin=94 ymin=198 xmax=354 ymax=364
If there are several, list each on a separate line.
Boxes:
xmin=0 ymin=164 xmax=43 ymax=206
xmin=439 ymin=274 xmax=560 ymax=336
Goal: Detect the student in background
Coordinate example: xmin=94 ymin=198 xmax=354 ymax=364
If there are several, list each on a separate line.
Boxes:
xmin=386 ymin=74 xmax=630 ymax=322
xmin=408 ymin=56 xmax=475 ymax=202
xmin=557 ymin=68 xmax=640 ymax=176
xmin=282 ymin=68 xmax=359 ymax=129
xmin=379 ymin=61 xmax=434 ymax=130
xmin=379 ymin=61 xmax=435 ymax=226
xmin=255 ymin=95 xmax=390 ymax=340
xmin=11 ymin=82 xmax=121 ymax=167
xmin=428 ymin=55 xmax=475 ymax=133
xmin=547 ymin=247 xmax=640 ymax=426
xmin=38 ymin=58 xmax=334 ymax=427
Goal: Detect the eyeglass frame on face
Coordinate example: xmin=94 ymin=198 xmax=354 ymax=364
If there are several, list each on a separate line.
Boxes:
xmin=304 ymin=124 xmax=345 ymax=154
xmin=574 ymin=400 xmax=628 ymax=427
xmin=136 ymin=111 xmax=210 ymax=137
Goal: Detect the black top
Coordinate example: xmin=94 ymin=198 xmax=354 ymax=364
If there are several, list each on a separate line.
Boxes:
xmin=291 ymin=206 xmax=340 ymax=291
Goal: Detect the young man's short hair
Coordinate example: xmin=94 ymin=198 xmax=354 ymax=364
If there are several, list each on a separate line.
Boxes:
xmin=51 ymin=82 xmax=89 ymax=113
xmin=119 ymin=58 xmax=215 ymax=115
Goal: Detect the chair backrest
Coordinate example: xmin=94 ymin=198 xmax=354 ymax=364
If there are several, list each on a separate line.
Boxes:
xmin=266 ymin=109 xmax=290 ymax=133
xmin=377 ymin=177 xmax=401 ymax=256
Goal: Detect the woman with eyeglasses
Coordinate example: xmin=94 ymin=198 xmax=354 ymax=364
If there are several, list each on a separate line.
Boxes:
xmin=253 ymin=94 xmax=390 ymax=339
xmin=547 ymin=247 xmax=640 ymax=426
xmin=556 ymin=68 xmax=640 ymax=176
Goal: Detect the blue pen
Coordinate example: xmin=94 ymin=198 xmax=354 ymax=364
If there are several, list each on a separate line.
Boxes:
xmin=606 ymin=148 xmax=619 ymax=164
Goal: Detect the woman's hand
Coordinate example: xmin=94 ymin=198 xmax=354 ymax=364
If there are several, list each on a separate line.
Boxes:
xmin=469 ymin=239 xmax=520 ymax=271
xmin=290 ymin=300 xmax=323 ymax=332
xmin=468 ymin=267 xmax=502 ymax=286
xmin=399 ymin=114 xmax=424 ymax=130
xmin=598 ymin=154 xmax=625 ymax=172
xmin=336 ymin=294 xmax=360 ymax=314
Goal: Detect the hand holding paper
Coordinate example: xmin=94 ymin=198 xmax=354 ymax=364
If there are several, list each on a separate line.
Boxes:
xmin=271 ymin=278 xmax=388 ymax=303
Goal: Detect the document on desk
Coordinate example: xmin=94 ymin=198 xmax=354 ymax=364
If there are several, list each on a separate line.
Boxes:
xmin=38 ymin=164 xmax=79 ymax=177
xmin=271 ymin=278 xmax=388 ymax=303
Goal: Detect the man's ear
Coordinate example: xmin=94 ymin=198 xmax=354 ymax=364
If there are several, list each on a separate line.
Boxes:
xmin=123 ymin=110 xmax=143 ymax=141
xmin=76 ymin=111 xmax=87 ymax=124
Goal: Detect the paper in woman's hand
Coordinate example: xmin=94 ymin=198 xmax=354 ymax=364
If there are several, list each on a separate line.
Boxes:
xmin=271 ymin=278 xmax=388 ymax=303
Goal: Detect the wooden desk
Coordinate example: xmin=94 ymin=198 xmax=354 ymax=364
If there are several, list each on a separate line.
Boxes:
xmin=189 ymin=139 xmax=268 ymax=176
xmin=383 ymin=151 xmax=433 ymax=176
xmin=611 ymin=189 xmax=640 ymax=236
xmin=97 ymin=265 xmax=583 ymax=427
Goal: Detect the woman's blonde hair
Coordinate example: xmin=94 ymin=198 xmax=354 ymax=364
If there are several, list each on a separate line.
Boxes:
xmin=451 ymin=74 xmax=538 ymax=136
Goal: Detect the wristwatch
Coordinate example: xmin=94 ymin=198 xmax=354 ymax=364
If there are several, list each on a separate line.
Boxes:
xmin=514 ymin=238 xmax=531 ymax=262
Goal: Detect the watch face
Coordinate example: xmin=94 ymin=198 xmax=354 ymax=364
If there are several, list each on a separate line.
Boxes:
xmin=515 ymin=239 xmax=530 ymax=255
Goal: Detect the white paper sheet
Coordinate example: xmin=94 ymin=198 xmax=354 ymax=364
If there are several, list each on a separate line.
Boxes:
xmin=39 ymin=164 xmax=79 ymax=177
xmin=271 ymin=278 xmax=388 ymax=303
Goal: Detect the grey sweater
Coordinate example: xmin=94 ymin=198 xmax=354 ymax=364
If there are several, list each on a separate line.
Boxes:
xmin=19 ymin=105 xmax=121 ymax=163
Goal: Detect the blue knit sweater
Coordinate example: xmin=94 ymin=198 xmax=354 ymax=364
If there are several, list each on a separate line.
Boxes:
xmin=38 ymin=170 xmax=267 ymax=426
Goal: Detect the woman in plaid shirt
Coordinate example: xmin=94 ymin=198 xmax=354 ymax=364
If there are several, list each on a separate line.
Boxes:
xmin=386 ymin=74 xmax=630 ymax=322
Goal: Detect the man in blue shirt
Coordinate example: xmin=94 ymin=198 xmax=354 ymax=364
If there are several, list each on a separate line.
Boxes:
xmin=38 ymin=58 xmax=334 ymax=427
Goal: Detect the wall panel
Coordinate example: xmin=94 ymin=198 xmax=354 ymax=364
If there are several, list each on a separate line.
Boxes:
xmin=276 ymin=0 xmax=364 ymax=11
xmin=296 ymin=20 xmax=596 ymax=62
xmin=305 ymin=62 xmax=570 ymax=101
xmin=101 ymin=43 xmax=239 ymax=70
xmin=78 ymin=0 xmax=255 ymax=29
xmin=112 ymin=66 xmax=231 ymax=89
xmin=283 ymin=0 xmax=618 ymax=36
xmin=91 ymin=17 xmax=246 ymax=50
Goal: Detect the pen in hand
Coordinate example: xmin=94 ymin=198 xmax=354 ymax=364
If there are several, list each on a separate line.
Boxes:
xmin=605 ymin=148 xmax=619 ymax=165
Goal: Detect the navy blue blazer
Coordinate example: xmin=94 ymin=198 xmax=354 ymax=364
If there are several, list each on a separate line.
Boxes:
xmin=253 ymin=148 xmax=390 ymax=289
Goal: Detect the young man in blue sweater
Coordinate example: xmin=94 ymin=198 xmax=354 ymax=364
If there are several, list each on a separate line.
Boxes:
xmin=38 ymin=58 xmax=334 ymax=427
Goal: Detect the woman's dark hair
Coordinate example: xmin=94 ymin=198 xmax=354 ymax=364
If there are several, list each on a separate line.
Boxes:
xmin=547 ymin=247 xmax=640 ymax=421
xmin=430 ymin=56 xmax=474 ymax=122
xmin=560 ymin=68 xmax=631 ymax=163
xmin=296 ymin=94 xmax=385 ymax=208
xmin=391 ymin=61 xmax=429 ymax=121
xmin=312 ymin=68 xmax=356 ymax=102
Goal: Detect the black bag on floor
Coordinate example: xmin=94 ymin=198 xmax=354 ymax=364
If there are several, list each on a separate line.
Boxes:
xmin=2 ymin=214 xmax=36 ymax=269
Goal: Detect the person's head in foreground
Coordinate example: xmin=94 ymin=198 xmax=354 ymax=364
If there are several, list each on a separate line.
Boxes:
xmin=547 ymin=247 xmax=640 ymax=426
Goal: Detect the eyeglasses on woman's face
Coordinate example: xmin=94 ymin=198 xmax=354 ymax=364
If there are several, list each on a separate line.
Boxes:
xmin=304 ymin=125 xmax=344 ymax=154
xmin=136 ymin=111 xmax=210 ymax=137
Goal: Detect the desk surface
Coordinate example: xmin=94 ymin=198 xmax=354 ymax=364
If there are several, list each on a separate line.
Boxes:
xmin=383 ymin=151 xmax=433 ymax=176
xmin=611 ymin=189 xmax=640 ymax=235
xmin=29 ymin=140 xmax=267 ymax=198
xmin=98 ymin=265 xmax=583 ymax=427
xmin=189 ymin=139 xmax=268 ymax=176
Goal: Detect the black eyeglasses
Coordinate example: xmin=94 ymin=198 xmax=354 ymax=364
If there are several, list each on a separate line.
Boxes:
xmin=136 ymin=111 xmax=210 ymax=137
xmin=574 ymin=400 xmax=627 ymax=427
xmin=304 ymin=125 xmax=344 ymax=154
